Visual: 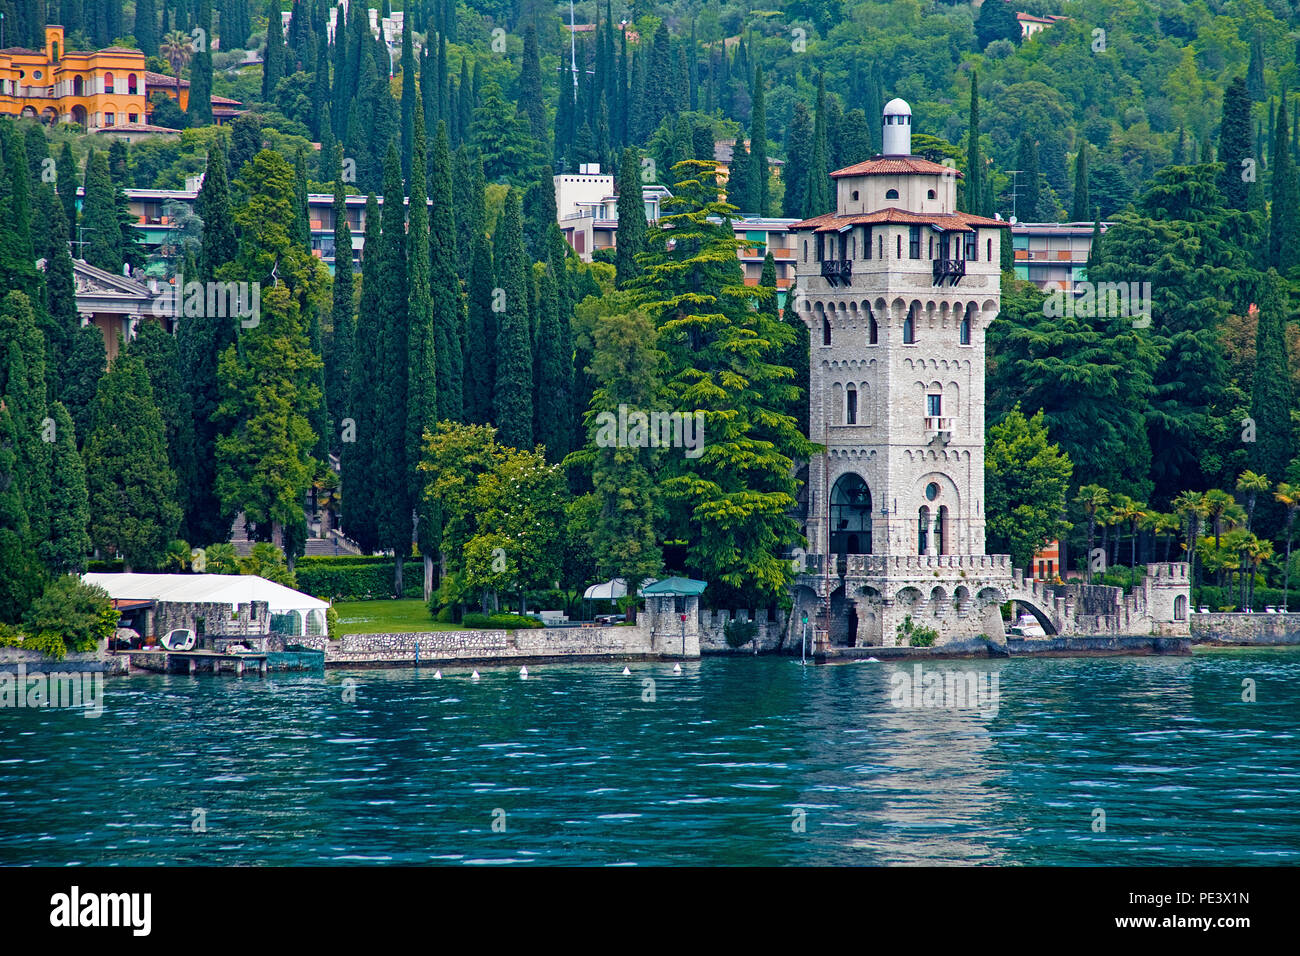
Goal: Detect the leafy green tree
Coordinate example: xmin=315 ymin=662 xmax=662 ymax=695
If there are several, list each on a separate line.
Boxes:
xmin=214 ymin=150 xmax=324 ymax=549
xmin=964 ymin=71 xmax=983 ymax=215
xmin=1071 ymin=139 xmax=1090 ymax=221
xmin=60 ymin=325 xmax=106 ymax=452
xmin=805 ymin=74 xmax=831 ymax=217
xmin=783 ymin=101 xmax=812 ymax=219
xmin=84 ymin=351 xmax=181 ymax=570
xmin=974 ymin=0 xmax=1019 ymax=50
xmin=56 ymin=143 xmax=78 ymax=228
xmin=262 ymin=0 xmax=286 ymax=101
xmin=187 ymin=0 xmax=213 ymax=125
xmin=21 ymin=576 xmax=116 ymax=660
xmin=750 ymin=63 xmax=769 ymax=216
xmin=629 ymin=160 xmax=811 ymax=607
xmin=343 ymin=193 xmax=382 ymax=552
xmin=327 ymin=175 xmax=354 ymax=452
xmin=1074 ymin=484 xmax=1110 ymax=583
xmin=986 ymin=406 xmax=1074 ymax=571
xmin=0 ymin=291 xmax=50 ymax=549
xmin=1270 ymin=99 xmax=1300 ymax=272
xmin=726 ymin=135 xmax=755 ymax=214
xmin=532 ymin=263 xmax=571 ymax=462
xmin=464 ymin=231 xmax=496 ymax=425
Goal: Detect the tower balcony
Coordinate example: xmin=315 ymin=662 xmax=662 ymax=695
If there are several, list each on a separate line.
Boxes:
xmin=924 ymin=416 xmax=952 ymax=435
xmin=933 ymin=257 xmax=965 ymax=286
xmin=820 ymin=258 xmax=852 ymax=286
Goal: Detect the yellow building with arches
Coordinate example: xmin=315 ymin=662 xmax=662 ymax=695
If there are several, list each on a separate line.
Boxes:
xmin=0 ymin=25 xmax=184 ymax=130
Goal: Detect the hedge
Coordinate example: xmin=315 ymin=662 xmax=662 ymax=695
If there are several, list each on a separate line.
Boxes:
xmin=462 ymin=612 xmax=545 ymax=629
xmin=295 ymin=561 xmax=427 ymax=601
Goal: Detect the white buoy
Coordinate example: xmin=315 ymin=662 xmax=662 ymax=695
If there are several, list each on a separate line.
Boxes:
xmin=471 ymin=670 xmax=480 ymax=680
xmin=433 ymin=670 xmax=442 ymax=679
xmin=621 ymin=666 xmax=631 ymax=676
xmin=673 ymin=663 xmax=682 ymax=674
xmin=519 ymin=666 xmax=529 ymax=679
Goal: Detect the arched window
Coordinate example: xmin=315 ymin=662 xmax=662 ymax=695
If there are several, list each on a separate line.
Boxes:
xmin=903 ymin=313 xmax=916 ymax=344
xmin=987 ymin=237 xmax=993 ymax=260
xmin=1174 ymin=595 xmax=1187 ymax=620
xmin=803 ymin=239 xmax=808 ymax=260
xmin=927 ymin=189 xmax=936 ymax=199
xmin=128 ymin=73 xmax=138 ymax=94
xmin=830 ymin=473 xmax=873 ymax=556
xmin=104 ymin=72 xmax=114 ymax=93
xmin=960 ymin=316 xmax=971 ymax=345
xmin=846 ymin=385 xmax=858 ymax=425
xmin=918 ymin=506 xmax=931 ymax=555
xmin=868 ymin=313 xmax=878 ymax=344
xmin=928 ymin=236 xmax=934 ymax=259
xmin=852 ymin=190 xmax=859 ymax=201
xmin=896 ymin=234 xmax=902 ymax=258
xmin=73 ymin=74 xmax=84 ymax=96
xmin=51 ymin=42 xmax=59 ymax=62
xmin=885 ymin=188 xmax=899 ymax=200
xmin=822 ymin=317 xmax=831 ymax=346
xmin=937 ymin=506 xmax=949 ymax=555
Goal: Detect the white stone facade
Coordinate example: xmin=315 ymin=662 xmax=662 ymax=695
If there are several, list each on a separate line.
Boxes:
xmin=788 ymin=100 xmax=1015 ymax=647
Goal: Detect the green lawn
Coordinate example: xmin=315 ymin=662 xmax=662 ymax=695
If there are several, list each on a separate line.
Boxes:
xmin=334 ymin=599 xmax=463 ymax=635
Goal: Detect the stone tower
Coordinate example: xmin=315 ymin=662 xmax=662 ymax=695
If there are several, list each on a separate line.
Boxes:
xmin=788 ymin=98 xmax=1016 ymax=647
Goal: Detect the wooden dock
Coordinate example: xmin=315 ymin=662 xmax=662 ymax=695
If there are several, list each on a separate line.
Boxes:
xmin=124 ymin=649 xmax=270 ymax=676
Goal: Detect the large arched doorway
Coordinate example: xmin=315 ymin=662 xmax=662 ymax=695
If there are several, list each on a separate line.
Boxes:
xmin=830 ymin=473 xmax=872 ymax=557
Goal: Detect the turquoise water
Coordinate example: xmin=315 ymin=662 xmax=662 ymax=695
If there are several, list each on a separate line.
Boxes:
xmin=2 ymin=649 xmax=1298 ymax=865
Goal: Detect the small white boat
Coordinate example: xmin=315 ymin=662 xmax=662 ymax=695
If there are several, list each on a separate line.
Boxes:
xmin=1006 ymin=614 xmax=1046 ymax=638
xmin=160 ymin=628 xmax=196 ymax=651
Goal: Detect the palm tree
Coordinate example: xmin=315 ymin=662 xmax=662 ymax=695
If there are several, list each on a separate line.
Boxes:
xmin=1075 ymin=484 xmax=1110 ymax=583
xmin=1172 ymin=490 xmax=1208 ymax=586
xmin=1145 ymin=511 xmax=1180 ymax=562
xmin=1236 ymin=470 xmax=1270 ymax=532
xmin=160 ymin=30 xmax=192 ymax=103
xmin=1204 ymin=488 xmax=1235 ymax=548
xmin=1275 ymin=482 xmax=1300 ymax=609
xmin=1120 ymin=498 xmax=1148 ymax=574
xmin=1103 ymin=495 xmax=1133 ymax=569
xmin=1244 ymin=534 xmax=1274 ymax=611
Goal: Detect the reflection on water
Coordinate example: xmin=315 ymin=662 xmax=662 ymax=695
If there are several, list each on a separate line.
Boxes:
xmin=1 ymin=649 xmax=1297 ymax=865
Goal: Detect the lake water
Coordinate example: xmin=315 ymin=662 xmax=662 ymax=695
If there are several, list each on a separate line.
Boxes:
xmin=2 ymin=649 xmax=1297 ymax=865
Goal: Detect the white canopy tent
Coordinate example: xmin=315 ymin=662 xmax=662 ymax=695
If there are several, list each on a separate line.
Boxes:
xmin=582 ymin=578 xmax=651 ymax=601
xmin=83 ymin=573 xmax=330 ymax=637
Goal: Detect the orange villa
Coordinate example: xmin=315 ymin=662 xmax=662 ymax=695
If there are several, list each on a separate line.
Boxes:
xmin=0 ymin=25 xmax=188 ymax=130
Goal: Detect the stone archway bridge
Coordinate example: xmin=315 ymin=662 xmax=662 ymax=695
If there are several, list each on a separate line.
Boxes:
xmin=792 ymin=554 xmax=1191 ymax=647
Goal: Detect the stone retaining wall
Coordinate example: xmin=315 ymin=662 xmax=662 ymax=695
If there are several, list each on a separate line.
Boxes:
xmin=0 ymin=641 xmax=128 ymax=675
xmin=301 ymin=622 xmax=672 ymax=665
xmin=1190 ymin=613 xmax=1300 ymax=645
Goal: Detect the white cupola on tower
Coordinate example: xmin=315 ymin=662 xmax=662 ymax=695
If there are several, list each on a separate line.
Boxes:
xmin=882 ymin=98 xmax=912 ymax=156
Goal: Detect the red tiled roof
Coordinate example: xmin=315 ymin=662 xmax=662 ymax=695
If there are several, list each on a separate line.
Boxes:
xmin=144 ymin=71 xmax=188 ymax=87
xmin=830 ymin=156 xmax=961 ymax=178
xmin=788 ymin=208 xmax=1009 ymax=232
xmin=211 ymin=95 xmax=242 ymax=105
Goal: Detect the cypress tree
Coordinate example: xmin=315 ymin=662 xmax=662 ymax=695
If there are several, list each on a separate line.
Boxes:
xmin=1016 ymin=132 xmax=1040 ymax=220
xmin=126 ymin=322 xmax=198 ymax=543
xmin=726 ymin=136 xmax=755 ymax=213
xmin=966 ymin=71 xmax=983 ymax=215
xmin=84 ymin=351 xmax=181 ymax=570
xmin=56 ymin=143 xmax=78 ymax=230
xmin=183 ymin=141 xmax=238 ymax=545
xmin=328 ymin=177 xmax=354 ymax=454
xmin=0 ymin=291 xmax=51 ymax=550
xmin=312 ymin=31 xmax=331 ymax=141
xmin=0 ymin=127 xmax=36 ymax=297
xmin=464 ymin=233 xmax=495 ymax=426
xmin=0 ymin=400 xmax=43 ymax=623
xmin=293 ymin=145 xmax=310 ymax=250
xmin=519 ymin=21 xmax=547 ymax=144
xmin=776 ymin=264 xmax=809 ymax=438
xmin=1272 ymin=98 xmax=1300 ymax=271
xmin=405 ymin=110 xmax=438 ymax=595
xmin=36 ymin=186 xmax=78 ymax=379
xmin=615 ymin=146 xmax=645 ymax=286
xmin=376 ymin=144 xmax=412 ymax=591
xmin=430 ymin=122 xmax=462 ymax=423
xmin=1218 ymin=77 xmax=1252 ymax=211
xmin=523 ymin=166 xmax=558 ymax=263
xmin=188 ymin=0 xmax=214 ymax=124
xmin=400 ymin=11 xmax=415 ymax=181
xmin=805 ymin=75 xmax=831 ymax=217
xmin=1071 ymin=139 xmax=1090 ymax=222
xmin=343 ymin=194 xmax=382 ymax=552
xmin=1247 ymin=30 xmax=1266 ymax=102
xmin=136 ymin=0 xmax=159 ymax=54
xmin=263 ymin=0 xmax=286 ymax=101
xmin=533 ymin=264 xmax=571 ymax=462
xmin=61 ymin=325 xmax=106 ymax=452
xmin=1251 ymin=269 xmax=1294 ymax=480
xmin=783 ymin=101 xmax=813 ymax=219
xmin=492 ymin=188 xmax=532 ymax=449
xmin=1173 ymin=126 xmax=1187 ymax=165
